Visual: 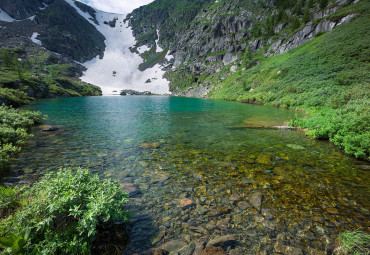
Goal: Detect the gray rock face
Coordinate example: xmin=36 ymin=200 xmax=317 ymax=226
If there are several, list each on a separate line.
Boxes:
xmin=175 ymin=85 xmax=212 ymax=98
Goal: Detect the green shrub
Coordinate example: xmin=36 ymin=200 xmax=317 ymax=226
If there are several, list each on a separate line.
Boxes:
xmin=0 ymin=106 xmax=45 ymax=168
xmin=334 ymin=230 xmax=370 ymax=255
xmin=0 ymin=186 xmax=22 ymax=218
xmin=0 ymin=168 xmax=129 ymax=254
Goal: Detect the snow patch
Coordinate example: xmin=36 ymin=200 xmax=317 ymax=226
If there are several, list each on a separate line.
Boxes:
xmin=64 ymin=0 xmax=97 ymax=26
xmin=0 ymin=7 xmax=15 ymax=22
xmin=39 ymin=3 xmax=48 ymax=10
xmin=165 ymin=51 xmax=174 ymax=61
xmin=28 ymin=15 xmax=36 ymax=21
xmin=137 ymin=45 xmax=150 ymax=54
xmin=155 ymin=29 xmax=163 ymax=52
xmin=31 ymin=32 xmax=42 ymax=46
xmin=80 ymin=10 xmax=170 ymax=95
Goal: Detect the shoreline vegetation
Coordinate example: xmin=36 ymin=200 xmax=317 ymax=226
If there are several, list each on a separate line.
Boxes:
xmin=0 ymin=105 xmax=45 ymax=169
xmin=209 ymin=2 xmax=370 ymax=161
xmin=0 ymin=168 xmax=129 ymax=254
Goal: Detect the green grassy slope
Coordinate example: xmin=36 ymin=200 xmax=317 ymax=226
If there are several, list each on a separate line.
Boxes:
xmin=210 ymin=2 xmax=370 ymax=160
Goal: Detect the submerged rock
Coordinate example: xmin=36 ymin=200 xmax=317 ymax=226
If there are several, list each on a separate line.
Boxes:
xmin=274 ymin=242 xmax=303 ymax=255
xmin=142 ymin=248 xmax=169 ymax=255
xmin=207 ymin=235 xmax=237 ymax=250
xmin=248 ymin=191 xmax=263 ymax=211
xmin=200 ymin=246 xmax=226 ymax=255
xmin=178 ymin=241 xmax=196 ymax=255
xmin=179 ymin=198 xmax=194 ymax=209
xmin=140 ymin=143 xmax=161 ymax=149
xmin=161 ymin=240 xmax=187 ymax=254
xmin=287 ymin=144 xmax=306 ymax=150
xmin=41 ymin=125 xmax=60 ymax=132
xmin=256 ymin=154 xmax=271 ymax=165
xmin=120 ymin=183 xmax=141 ymax=197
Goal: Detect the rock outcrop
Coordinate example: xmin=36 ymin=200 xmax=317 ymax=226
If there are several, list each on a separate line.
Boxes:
xmin=128 ymin=0 xmax=361 ymax=97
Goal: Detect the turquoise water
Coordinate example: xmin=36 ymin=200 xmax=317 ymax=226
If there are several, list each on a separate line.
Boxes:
xmin=4 ymin=96 xmax=369 ymax=254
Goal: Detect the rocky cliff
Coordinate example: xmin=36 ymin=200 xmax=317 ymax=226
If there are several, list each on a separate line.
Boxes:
xmin=0 ymin=0 xmax=104 ymax=106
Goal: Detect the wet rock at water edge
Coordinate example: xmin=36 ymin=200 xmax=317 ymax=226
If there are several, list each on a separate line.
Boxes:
xmin=200 ymin=246 xmax=226 ymax=255
xmin=41 ymin=125 xmax=60 ymax=132
xmin=207 ymin=235 xmax=237 ymax=250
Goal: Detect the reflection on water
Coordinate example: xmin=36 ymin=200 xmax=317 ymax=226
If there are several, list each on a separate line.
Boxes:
xmin=3 ymin=96 xmax=369 ymax=254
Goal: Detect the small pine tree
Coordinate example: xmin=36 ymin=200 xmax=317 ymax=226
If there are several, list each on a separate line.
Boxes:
xmin=319 ymin=0 xmax=328 ymax=9
xmin=303 ymin=7 xmax=311 ymax=23
xmin=0 ymin=49 xmax=13 ymax=68
xmin=291 ymin=17 xmax=301 ymax=30
xmin=308 ymin=0 xmax=314 ymax=8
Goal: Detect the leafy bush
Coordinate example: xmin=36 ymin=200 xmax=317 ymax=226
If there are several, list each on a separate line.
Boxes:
xmin=0 ymin=168 xmax=129 ymax=254
xmin=334 ymin=230 xmax=370 ymax=255
xmin=0 ymin=106 xmax=45 ymax=168
xmin=0 ymin=186 xmax=21 ymax=219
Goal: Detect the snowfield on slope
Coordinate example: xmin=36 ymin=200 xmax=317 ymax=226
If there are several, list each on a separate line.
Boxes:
xmin=0 ymin=7 xmax=15 ymax=22
xmin=65 ymin=0 xmax=170 ymax=95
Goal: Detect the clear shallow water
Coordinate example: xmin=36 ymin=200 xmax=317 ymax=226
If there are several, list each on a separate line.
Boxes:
xmin=4 ymin=96 xmax=369 ymax=254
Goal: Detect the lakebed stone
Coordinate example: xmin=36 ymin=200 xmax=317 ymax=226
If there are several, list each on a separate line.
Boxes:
xmin=179 ymin=198 xmax=194 ymax=209
xmin=40 ymin=125 xmax=60 ymax=132
xmin=248 ymin=191 xmax=263 ymax=211
xmin=274 ymin=242 xmax=303 ymax=255
xmin=161 ymin=240 xmax=187 ymax=254
xmin=120 ymin=183 xmax=141 ymax=197
xmin=199 ymin=246 xmax=226 ymax=255
xmin=207 ymin=235 xmax=237 ymax=250
xmin=142 ymin=248 xmax=169 ymax=255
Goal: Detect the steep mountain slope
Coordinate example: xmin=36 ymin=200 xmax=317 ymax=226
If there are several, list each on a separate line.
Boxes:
xmin=127 ymin=0 xmax=369 ymax=159
xmin=0 ymin=0 xmax=105 ymax=61
xmin=0 ymin=0 xmax=104 ymax=106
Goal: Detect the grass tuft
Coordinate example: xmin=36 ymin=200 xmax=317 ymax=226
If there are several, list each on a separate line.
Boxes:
xmin=335 ymin=230 xmax=370 ymax=255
